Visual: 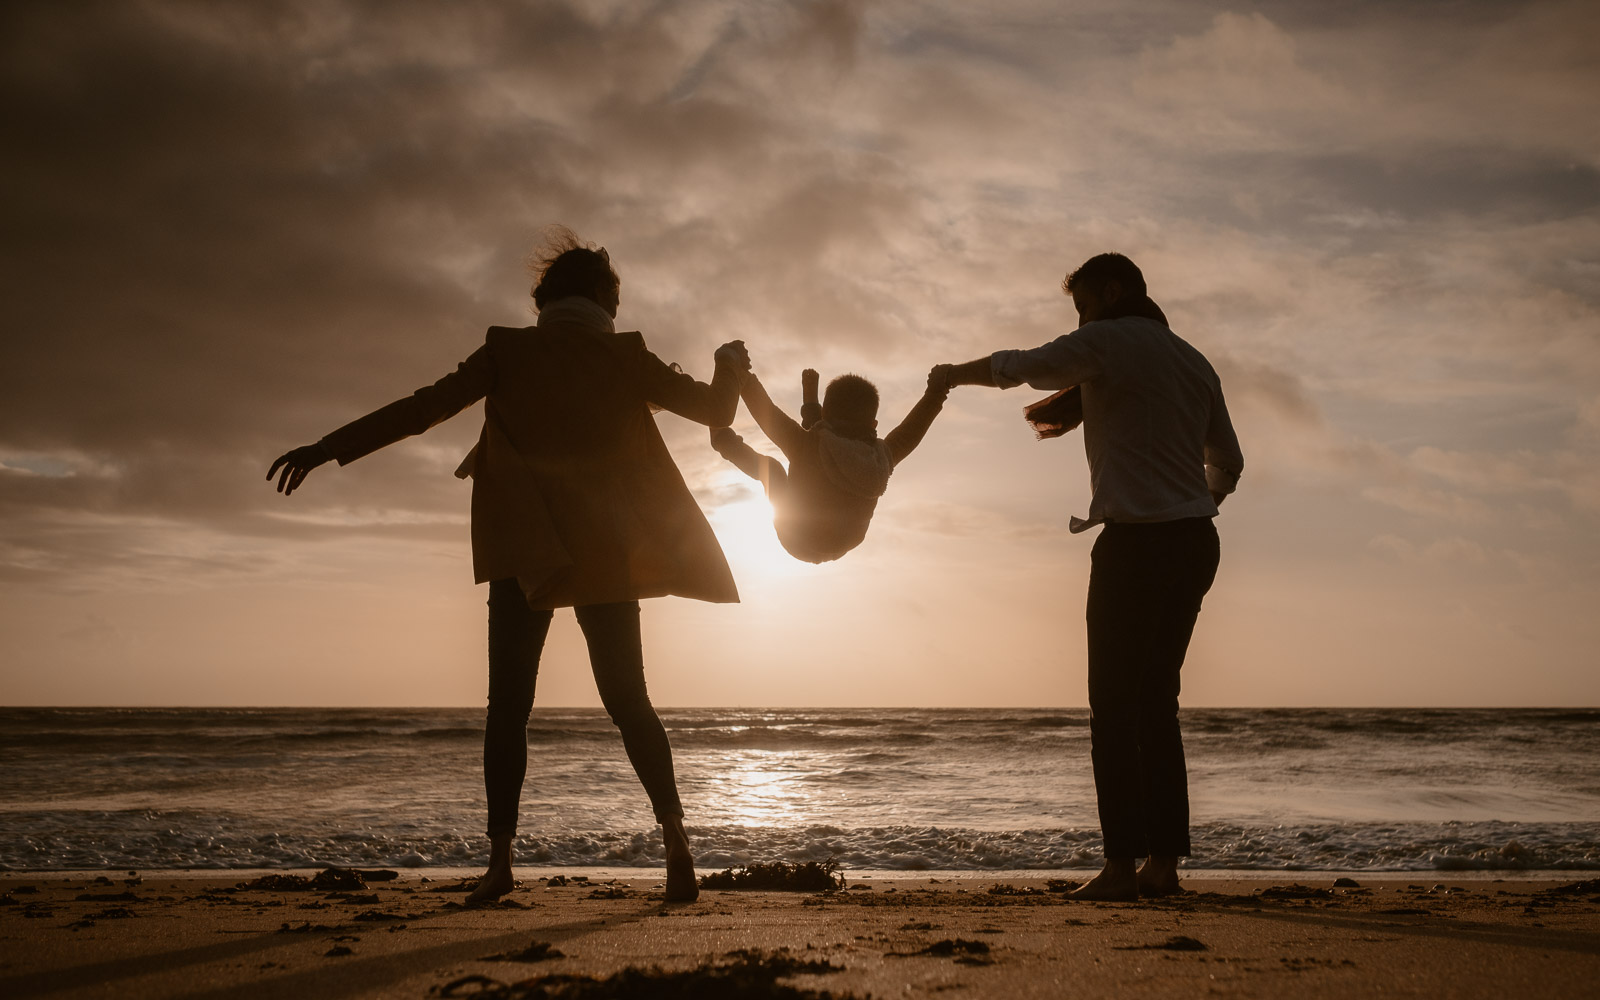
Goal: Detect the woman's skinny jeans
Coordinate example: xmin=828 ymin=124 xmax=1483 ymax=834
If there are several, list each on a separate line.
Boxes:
xmin=483 ymin=578 xmax=684 ymax=837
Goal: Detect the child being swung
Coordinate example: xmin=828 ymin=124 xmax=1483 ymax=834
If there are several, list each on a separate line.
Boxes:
xmin=711 ymin=365 xmax=949 ymax=563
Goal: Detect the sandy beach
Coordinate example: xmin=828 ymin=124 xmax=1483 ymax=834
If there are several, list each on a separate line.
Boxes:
xmin=2 ymin=869 xmax=1597 ymax=999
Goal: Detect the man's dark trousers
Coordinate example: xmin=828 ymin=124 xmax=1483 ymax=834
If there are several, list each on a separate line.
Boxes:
xmin=1086 ymin=517 xmax=1220 ymax=859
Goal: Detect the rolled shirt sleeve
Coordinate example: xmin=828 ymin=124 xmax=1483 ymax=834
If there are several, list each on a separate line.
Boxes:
xmin=990 ymin=332 xmax=1103 ymax=391
xmin=1202 ymin=382 xmax=1244 ymax=495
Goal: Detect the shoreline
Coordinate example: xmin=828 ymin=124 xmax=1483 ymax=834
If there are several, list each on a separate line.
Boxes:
xmin=3 ymin=870 xmax=1596 ymax=998
xmin=3 ymin=866 xmax=1589 ymax=882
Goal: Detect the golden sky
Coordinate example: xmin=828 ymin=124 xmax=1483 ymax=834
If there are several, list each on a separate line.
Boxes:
xmin=3 ymin=1 xmax=1598 ymax=707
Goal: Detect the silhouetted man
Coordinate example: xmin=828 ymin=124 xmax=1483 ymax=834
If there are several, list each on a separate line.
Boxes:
xmin=937 ymin=253 xmax=1243 ymax=900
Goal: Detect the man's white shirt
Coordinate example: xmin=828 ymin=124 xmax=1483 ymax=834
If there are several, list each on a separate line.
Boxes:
xmin=990 ymin=316 xmax=1243 ymax=533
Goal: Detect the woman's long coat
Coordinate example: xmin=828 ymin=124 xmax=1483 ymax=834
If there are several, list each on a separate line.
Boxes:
xmin=319 ymin=309 xmax=741 ymax=609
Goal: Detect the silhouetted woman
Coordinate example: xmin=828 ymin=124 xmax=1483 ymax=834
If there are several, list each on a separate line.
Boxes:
xmin=268 ymin=229 xmax=746 ymax=903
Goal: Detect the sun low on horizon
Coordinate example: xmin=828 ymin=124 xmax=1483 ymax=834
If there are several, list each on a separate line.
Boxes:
xmin=2 ymin=0 xmax=1599 ymax=710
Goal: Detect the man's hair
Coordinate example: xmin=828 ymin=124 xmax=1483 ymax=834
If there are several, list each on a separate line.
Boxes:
xmin=822 ymin=374 xmax=880 ymax=426
xmin=528 ymin=224 xmax=620 ymax=310
xmin=1062 ymin=252 xmax=1145 ymax=300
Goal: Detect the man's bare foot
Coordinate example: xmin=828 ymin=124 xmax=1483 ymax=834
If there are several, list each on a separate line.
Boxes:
xmin=465 ymin=866 xmax=515 ymax=907
xmin=1137 ymin=856 xmax=1183 ymax=897
xmin=1068 ymin=861 xmax=1139 ymax=902
xmin=1137 ymin=876 xmax=1184 ymax=897
xmin=662 ymin=817 xmax=698 ymax=903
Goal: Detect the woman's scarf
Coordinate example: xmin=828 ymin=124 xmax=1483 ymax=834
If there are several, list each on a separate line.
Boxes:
xmin=536 ymin=295 xmax=617 ymax=335
xmin=1023 ymin=295 xmax=1169 ymax=440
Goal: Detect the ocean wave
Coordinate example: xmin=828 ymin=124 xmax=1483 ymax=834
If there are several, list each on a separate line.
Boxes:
xmin=3 ymin=816 xmax=1596 ymax=874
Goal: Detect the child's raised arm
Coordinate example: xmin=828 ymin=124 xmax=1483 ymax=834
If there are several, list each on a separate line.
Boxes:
xmin=884 ymin=367 xmax=952 ymax=465
xmin=740 ymin=370 xmax=809 ymax=461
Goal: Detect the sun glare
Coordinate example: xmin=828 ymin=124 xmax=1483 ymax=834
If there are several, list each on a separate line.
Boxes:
xmin=707 ymin=480 xmax=805 ymax=580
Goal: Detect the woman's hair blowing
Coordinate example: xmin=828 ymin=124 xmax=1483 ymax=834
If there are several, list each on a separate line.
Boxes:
xmin=528 ymin=224 xmax=620 ymax=310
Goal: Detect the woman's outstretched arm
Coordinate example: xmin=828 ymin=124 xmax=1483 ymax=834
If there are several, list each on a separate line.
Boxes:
xmin=267 ymin=344 xmax=495 ymax=496
xmin=639 ymin=340 xmax=749 ymax=427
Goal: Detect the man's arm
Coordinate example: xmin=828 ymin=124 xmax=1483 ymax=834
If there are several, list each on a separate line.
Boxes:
xmin=739 ymin=370 xmax=809 ymax=459
xmin=1204 ymin=382 xmax=1244 ymax=508
xmin=941 ymin=331 xmax=1103 ymax=392
xmin=941 ymin=357 xmax=998 ymax=388
xmin=884 ymin=368 xmax=952 ymax=465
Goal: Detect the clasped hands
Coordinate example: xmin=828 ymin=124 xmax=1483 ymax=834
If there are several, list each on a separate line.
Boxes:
xmin=714 ymin=340 xmax=751 ymax=374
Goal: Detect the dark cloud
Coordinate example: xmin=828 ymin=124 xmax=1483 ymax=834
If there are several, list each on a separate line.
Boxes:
xmin=1 ymin=0 xmax=1597 ymax=626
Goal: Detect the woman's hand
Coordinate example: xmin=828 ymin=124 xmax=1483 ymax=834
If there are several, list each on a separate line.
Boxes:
xmin=266 ymin=443 xmax=331 ymax=496
xmin=927 ymin=364 xmax=955 ymax=397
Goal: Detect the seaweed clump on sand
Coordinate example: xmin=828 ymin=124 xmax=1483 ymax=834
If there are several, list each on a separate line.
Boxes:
xmin=699 ymin=860 xmax=845 ymax=893
xmin=430 ymin=948 xmax=854 ymax=999
xmin=237 ymin=867 xmax=374 ymax=892
xmin=1541 ymin=880 xmax=1600 ymax=898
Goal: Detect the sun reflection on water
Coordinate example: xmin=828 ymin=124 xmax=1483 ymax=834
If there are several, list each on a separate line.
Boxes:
xmin=700 ymin=752 xmax=812 ymax=826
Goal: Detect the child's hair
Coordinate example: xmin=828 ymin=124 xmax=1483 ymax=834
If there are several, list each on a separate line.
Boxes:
xmin=822 ymin=374 xmax=880 ymax=426
xmin=527 ymin=224 xmax=619 ymax=310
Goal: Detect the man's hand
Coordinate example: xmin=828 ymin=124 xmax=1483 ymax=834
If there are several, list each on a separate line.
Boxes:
xmin=927 ymin=364 xmax=954 ymax=398
xmin=714 ymin=340 xmax=751 ymax=373
xmin=941 ymin=357 xmax=999 ymax=389
xmin=267 ymin=443 xmax=331 ymax=496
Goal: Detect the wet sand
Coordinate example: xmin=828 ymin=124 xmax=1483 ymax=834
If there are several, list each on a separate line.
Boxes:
xmin=2 ymin=871 xmax=1597 ymax=998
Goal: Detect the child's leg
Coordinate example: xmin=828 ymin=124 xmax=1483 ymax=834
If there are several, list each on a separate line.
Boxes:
xmin=710 ymin=427 xmax=790 ymax=499
xmin=800 ymin=368 xmax=822 ymax=430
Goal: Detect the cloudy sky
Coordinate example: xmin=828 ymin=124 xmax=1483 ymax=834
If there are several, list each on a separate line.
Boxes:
xmin=3 ymin=0 xmax=1597 ymax=708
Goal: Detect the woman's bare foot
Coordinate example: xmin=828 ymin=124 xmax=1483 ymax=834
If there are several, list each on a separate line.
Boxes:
xmin=662 ymin=817 xmax=698 ymax=903
xmin=1068 ymin=860 xmax=1139 ymax=902
xmin=465 ymin=867 xmax=515 ymax=906
xmin=466 ymin=834 xmax=515 ymax=907
xmin=1137 ymin=856 xmax=1183 ymax=897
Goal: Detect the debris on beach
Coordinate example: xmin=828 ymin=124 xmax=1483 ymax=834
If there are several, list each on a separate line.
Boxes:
xmin=1332 ymin=878 xmax=1361 ymax=888
xmin=1257 ymin=884 xmax=1334 ymax=901
xmin=237 ymin=867 xmax=369 ymax=892
xmin=699 ymin=860 xmax=845 ymax=893
xmin=1046 ymin=879 xmax=1083 ymax=893
xmin=888 ymin=938 xmax=995 ymax=966
xmin=986 ymin=883 xmax=1051 ymax=896
xmin=482 ymin=940 xmax=566 ymax=963
xmin=1115 ymin=935 xmax=1208 ymax=952
xmin=911 ymin=938 xmax=990 ymax=957
xmin=1541 ymin=880 xmax=1600 ymax=897
xmin=85 ymin=907 xmax=137 ymax=920
xmin=353 ymin=909 xmax=418 ymax=921
xmin=352 ymin=868 xmax=400 ymax=882
xmin=430 ymin=947 xmax=852 ymax=999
